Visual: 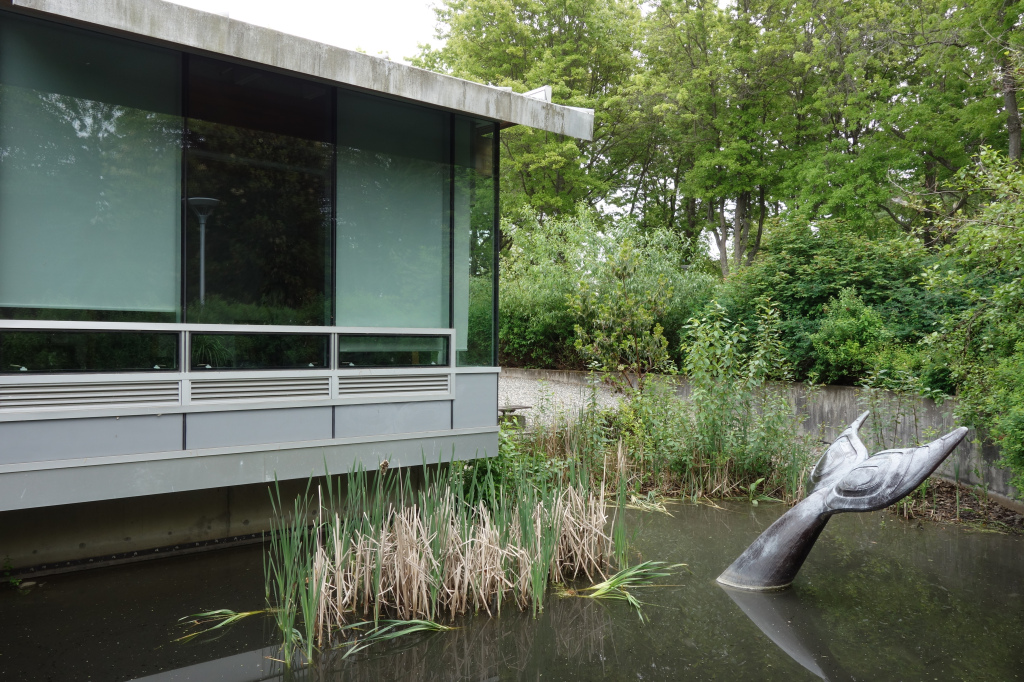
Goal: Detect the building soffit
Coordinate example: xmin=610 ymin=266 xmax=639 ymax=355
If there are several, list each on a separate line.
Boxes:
xmin=6 ymin=0 xmax=595 ymax=141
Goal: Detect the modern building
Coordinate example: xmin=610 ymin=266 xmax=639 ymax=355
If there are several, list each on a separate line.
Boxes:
xmin=0 ymin=0 xmax=593 ymax=567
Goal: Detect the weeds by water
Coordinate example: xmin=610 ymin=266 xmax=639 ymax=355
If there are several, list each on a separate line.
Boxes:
xmin=558 ymin=560 xmax=686 ymax=623
xmin=175 ymin=609 xmax=266 ymax=643
xmin=337 ymin=619 xmax=455 ymax=659
xmin=246 ymin=458 xmax=620 ymax=667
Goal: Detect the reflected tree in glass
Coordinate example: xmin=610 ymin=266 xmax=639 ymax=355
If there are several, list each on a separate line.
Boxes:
xmin=185 ymin=57 xmax=332 ymax=327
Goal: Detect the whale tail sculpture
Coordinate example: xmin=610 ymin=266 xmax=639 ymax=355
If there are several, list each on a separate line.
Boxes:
xmin=717 ymin=412 xmax=968 ymax=591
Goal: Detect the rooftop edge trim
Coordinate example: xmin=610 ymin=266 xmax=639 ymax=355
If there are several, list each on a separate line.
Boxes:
xmin=7 ymin=0 xmax=595 ymax=141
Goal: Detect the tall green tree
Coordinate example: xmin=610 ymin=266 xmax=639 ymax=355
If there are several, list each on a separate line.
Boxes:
xmin=415 ymin=0 xmax=643 ymax=221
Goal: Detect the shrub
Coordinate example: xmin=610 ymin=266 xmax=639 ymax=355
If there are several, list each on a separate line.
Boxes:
xmin=499 ymin=205 xmax=716 ymax=370
xmin=810 ymin=288 xmax=892 ymax=384
xmin=569 ymin=238 xmax=677 ymax=391
xmin=717 ymin=218 xmax=949 ymax=382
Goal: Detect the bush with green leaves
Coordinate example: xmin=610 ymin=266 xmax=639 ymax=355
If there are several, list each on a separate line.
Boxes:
xmin=593 ymin=300 xmax=813 ymax=499
xmin=499 ymin=206 xmax=716 ymax=370
xmin=568 ymin=238 xmax=677 ymax=391
xmin=717 ymin=218 xmax=955 ymax=385
xmin=924 ymin=148 xmax=1024 ymax=490
xmin=810 ymin=288 xmax=892 ymax=384
xmin=499 ymin=207 xmax=598 ymax=369
xmin=674 ymin=301 xmax=810 ymax=496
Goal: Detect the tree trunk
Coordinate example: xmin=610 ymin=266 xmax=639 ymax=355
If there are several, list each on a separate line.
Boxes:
xmin=714 ymin=199 xmax=730 ymax=277
xmin=732 ymin=191 xmax=750 ymax=270
xmin=746 ymin=185 xmax=766 ymax=265
xmin=1000 ymin=0 xmax=1021 ymax=161
xmin=1002 ymin=55 xmax=1021 ymax=161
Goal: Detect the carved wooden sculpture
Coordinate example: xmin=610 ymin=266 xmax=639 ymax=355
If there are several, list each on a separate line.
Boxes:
xmin=717 ymin=412 xmax=968 ymax=591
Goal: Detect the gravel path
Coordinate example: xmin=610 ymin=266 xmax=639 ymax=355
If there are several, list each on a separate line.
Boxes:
xmin=498 ymin=375 xmax=620 ymax=427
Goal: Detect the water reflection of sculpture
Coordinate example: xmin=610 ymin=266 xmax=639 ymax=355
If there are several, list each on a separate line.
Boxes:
xmin=721 ymin=587 xmax=854 ymax=682
xmin=718 ymin=411 xmax=968 ymax=591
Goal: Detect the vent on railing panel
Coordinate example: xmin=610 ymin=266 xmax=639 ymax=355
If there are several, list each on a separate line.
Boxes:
xmin=337 ymin=374 xmax=450 ymax=397
xmin=0 ymin=381 xmax=180 ymax=410
xmin=189 ymin=376 xmax=331 ymax=403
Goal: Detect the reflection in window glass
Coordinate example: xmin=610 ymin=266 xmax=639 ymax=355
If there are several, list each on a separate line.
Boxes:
xmin=185 ymin=57 xmax=332 ymax=326
xmin=190 ymin=333 xmax=329 ymax=370
xmin=0 ymin=331 xmax=178 ymax=373
xmin=453 ymin=117 xmax=497 ymax=367
xmin=338 ymin=336 xmax=448 ymax=368
xmin=0 ymin=15 xmax=182 ymax=323
xmin=336 ymin=90 xmax=450 ymax=328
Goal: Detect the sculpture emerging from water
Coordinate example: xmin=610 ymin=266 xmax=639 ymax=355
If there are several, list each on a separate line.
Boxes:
xmin=717 ymin=412 xmax=968 ymax=591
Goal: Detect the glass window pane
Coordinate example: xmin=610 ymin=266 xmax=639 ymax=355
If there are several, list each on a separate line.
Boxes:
xmin=0 ymin=331 xmax=178 ymax=373
xmin=338 ymin=335 xmax=448 ymax=368
xmin=185 ymin=56 xmax=332 ymax=326
xmin=336 ymin=90 xmax=450 ymax=328
xmin=453 ymin=118 xmax=496 ymax=366
xmin=0 ymin=15 xmax=182 ymax=322
xmin=190 ymin=333 xmax=329 ymax=370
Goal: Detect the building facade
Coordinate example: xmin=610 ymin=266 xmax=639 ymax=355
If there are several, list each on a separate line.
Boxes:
xmin=0 ymin=0 xmax=593 ymax=551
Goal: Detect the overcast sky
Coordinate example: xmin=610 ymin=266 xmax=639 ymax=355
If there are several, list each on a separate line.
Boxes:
xmin=167 ymin=0 xmax=441 ymax=64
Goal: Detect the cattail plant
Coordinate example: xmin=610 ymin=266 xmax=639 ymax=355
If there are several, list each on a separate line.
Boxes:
xmin=263 ymin=458 xmax=618 ymax=665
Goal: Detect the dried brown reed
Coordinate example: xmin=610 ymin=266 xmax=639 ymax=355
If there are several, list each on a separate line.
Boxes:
xmin=280 ymin=466 xmax=615 ymax=651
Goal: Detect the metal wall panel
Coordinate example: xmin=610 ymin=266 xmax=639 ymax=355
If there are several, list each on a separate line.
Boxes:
xmin=0 ymin=414 xmax=183 ymax=465
xmin=453 ymin=373 xmax=497 ymax=430
xmin=185 ymin=407 xmax=332 ymax=450
xmin=0 ymin=431 xmax=498 ymax=511
xmin=334 ymin=401 xmax=451 ymax=439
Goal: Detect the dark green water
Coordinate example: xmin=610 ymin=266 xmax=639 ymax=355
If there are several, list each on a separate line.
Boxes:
xmin=2 ymin=502 xmax=1022 ymax=681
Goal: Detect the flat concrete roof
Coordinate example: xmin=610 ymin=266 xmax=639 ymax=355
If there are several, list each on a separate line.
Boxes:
xmin=5 ymin=0 xmax=594 ymax=141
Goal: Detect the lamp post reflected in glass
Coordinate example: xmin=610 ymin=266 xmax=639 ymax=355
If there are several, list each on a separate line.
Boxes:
xmin=187 ymin=197 xmax=220 ymax=305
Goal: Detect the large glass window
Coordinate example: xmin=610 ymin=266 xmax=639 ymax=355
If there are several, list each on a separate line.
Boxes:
xmin=453 ymin=118 xmax=497 ymax=366
xmin=336 ymin=91 xmax=450 ymax=329
xmin=185 ymin=57 xmax=332 ymax=326
xmin=190 ymin=333 xmax=328 ymax=370
xmin=0 ymin=331 xmax=178 ymax=373
xmin=0 ymin=14 xmax=501 ymax=374
xmin=338 ymin=335 xmax=448 ymax=368
xmin=0 ymin=15 xmax=182 ymax=322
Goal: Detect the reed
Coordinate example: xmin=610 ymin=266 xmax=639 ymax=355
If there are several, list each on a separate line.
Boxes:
xmin=558 ymin=560 xmax=686 ymax=622
xmin=262 ymin=460 xmax=618 ymax=664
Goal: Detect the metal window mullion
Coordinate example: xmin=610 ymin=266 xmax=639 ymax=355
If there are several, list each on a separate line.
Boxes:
xmin=0 ymin=320 xmax=454 ymax=334
xmin=492 ymin=122 xmax=500 ymax=368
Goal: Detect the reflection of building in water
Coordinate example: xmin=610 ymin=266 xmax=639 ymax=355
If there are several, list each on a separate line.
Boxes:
xmin=0 ymin=0 xmax=593 ymax=569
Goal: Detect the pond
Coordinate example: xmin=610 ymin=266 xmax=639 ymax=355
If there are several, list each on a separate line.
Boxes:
xmin=2 ymin=502 xmax=1022 ymax=681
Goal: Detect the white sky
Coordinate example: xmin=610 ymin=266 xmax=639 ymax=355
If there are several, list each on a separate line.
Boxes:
xmin=167 ymin=0 xmax=441 ymax=64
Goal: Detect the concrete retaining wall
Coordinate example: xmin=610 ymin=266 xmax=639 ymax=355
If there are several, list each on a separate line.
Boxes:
xmin=500 ymin=368 xmax=1020 ymax=503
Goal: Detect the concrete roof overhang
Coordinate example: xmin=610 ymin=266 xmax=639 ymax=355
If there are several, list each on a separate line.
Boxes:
xmin=3 ymin=0 xmax=595 ymax=141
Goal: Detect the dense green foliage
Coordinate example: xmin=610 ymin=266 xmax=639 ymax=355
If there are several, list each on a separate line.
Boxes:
xmin=500 ymin=299 xmax=813 ymax=501
xmin=420 ymin=0 xmax=1021 ymax=272
xmin=499 ymin=207 xmax=716 ymax=370
xmin=714 ymin=221 xmax=960 ymax=387
xmin=923 ymin=149 xmax=1024 ymax=489
xmin=418 ymin=0 xmax=1024 ymax=488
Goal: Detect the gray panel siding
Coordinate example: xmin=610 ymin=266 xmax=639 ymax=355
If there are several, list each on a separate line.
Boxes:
xmin=334 ymin=401 xmax=451 ymax=439
xmin=453 ymin=373 xmax=497 ymax=430
xmin=0 ymin=414 xmax=182 ymax=465
xmin=0 ymin=431 xmax=499 ymax=511
xmin=185 ymin=407 xmax=332 ymax=450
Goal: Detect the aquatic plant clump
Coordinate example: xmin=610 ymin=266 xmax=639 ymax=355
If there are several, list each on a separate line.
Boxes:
xmin=264 ymin=463 xmax=618 ymax=659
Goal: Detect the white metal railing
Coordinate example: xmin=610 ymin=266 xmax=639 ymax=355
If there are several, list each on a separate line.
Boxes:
xmin=0 ymin=322 xmax=462 ymax=418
